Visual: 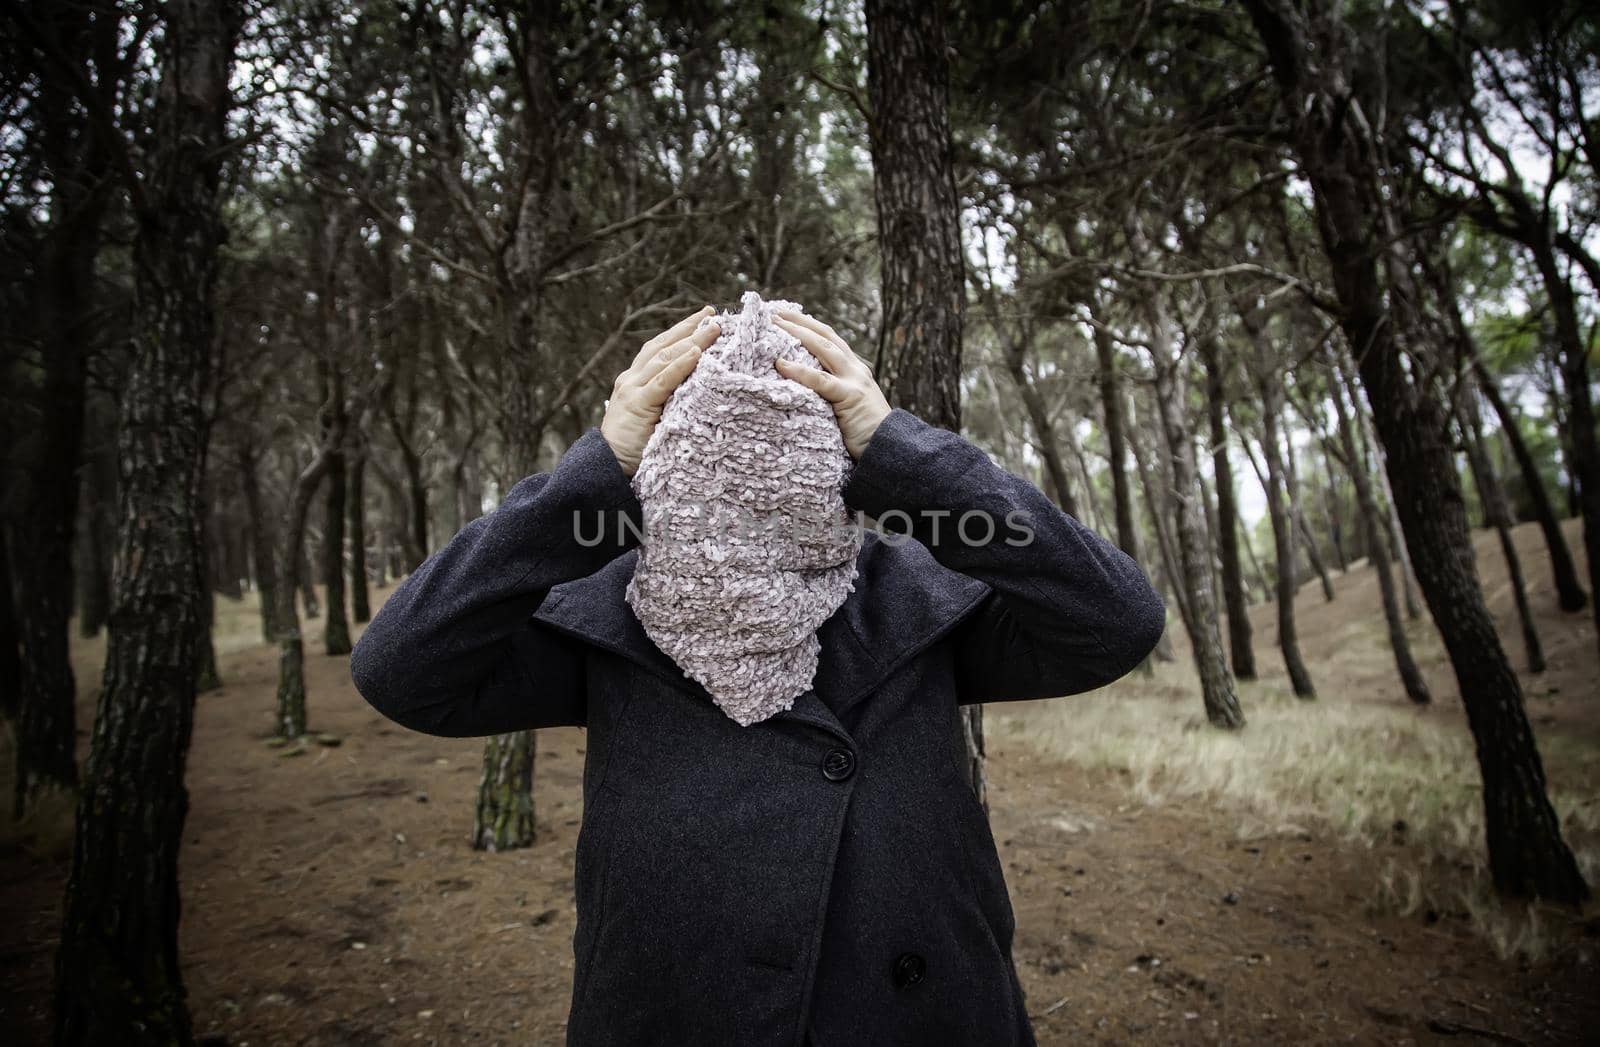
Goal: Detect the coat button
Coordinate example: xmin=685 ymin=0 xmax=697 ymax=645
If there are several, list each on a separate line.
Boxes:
xmin=891 ymin=951 xmax=926 ymax=989
xmin=821 ymin=748 xmax=855 ymax=781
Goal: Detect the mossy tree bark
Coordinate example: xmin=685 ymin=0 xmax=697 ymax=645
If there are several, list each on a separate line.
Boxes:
xmin=474 ymin=731 xmax=537 ymax=851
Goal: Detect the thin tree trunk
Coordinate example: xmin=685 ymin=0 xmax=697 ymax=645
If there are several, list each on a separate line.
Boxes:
xmin=1522 ymin=240 xmax=1600 ymax=658
xmin=53 ymin=4 xmax=236 ymax=1040
xmin=193 ymin=507 xmax=220 ymax=693
xmin=274 ymin=448 xmax=334 ymax=739
xmin=319 ymin=332 xmax=351 ymax=656
xmin=1242 ymin=533 xmax=1273 ymax=603
xmin=1287 ymin=444 xmax=1335 ymax=604
xmin=349 ymin=445 xmax=371 ymax=625
xmin=1328 ymin=346 xmax=1430 ymax=703
xmin=299 ymin=544 xmax=321 ymax=620
xmin=1336 ymin=347 xmax=1424 ymax=620
xmin=240 ymin=445 xmax=281 ymax=644
xmin=1463 ymin=326 xmax=1587 ymax=613
xmin=1129 ymin=391 xmax=1191 ymax=631
xmin=999 ymin=330 xmax=1077 ymax=517
xmin=1243 ymin=330 xmax=1317 ymax=699
xmin=1093 ymin=322 xmax=1155 ymax=673
xmin=1200 ymin=338 xmax=1254 ymax=679
xmin=76 ymin=407 xmax=116 ymax=637
xmin=323 ymin=441 xmax=350 ymax=655
xmin=0 ymin=527 xmax=20 ymax=724
xmin=1150 ymin=353 xmax=1245 ymax=728
xmin=1320 ymin=443 xmax=1349 ymax=571
xmin=1459 ymin=376 xmax=1545 ymax=673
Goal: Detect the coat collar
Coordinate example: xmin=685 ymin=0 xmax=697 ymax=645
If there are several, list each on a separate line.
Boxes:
xmin=530 ymin=530 xmax=992 ymax=743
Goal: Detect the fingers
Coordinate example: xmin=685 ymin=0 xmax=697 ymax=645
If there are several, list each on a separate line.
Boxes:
xmin=640 ymin=339 xmax=705 ymax=406
xmin=635 ymin=323 xmax=719 ymax=384
xmin=773 ymin=317 xmax=849 ymax=374
xmin=773 ymin=316 xmax=871 ymax=378
xmin=634 ymin=305 xmax=716 ymax=368
xmin=775 ymin=356 xmax=850 ymax=403
xmin=775 ymin=307 xmax=847 ymax=352
xmin=775 ymin=308 xmax=871 ymax=372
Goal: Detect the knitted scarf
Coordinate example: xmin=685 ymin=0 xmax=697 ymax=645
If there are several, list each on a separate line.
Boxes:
xmin=624 ymin=291 xmax=863 ymax=726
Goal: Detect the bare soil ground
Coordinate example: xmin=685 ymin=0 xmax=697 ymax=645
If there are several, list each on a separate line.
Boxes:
xmin=3 ymin=518 xmax=1598 ymax=1045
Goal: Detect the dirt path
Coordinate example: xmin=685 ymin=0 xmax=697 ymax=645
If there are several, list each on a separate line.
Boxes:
xmin=2 ymin=619 xmax=1593 ymax=1046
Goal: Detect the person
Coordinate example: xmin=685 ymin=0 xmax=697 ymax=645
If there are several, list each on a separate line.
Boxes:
xmin=349 ymin=305 xmax=1168 ymax=1047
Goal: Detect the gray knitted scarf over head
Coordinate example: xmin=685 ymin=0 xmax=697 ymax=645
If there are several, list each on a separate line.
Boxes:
xmin=624 ymin=291 xmax=863 ymax=726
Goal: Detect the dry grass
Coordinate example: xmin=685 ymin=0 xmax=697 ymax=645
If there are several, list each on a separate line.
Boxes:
xmin=990 ymin=669 xmax=1598 ymax=961
xmin=989 ymin=517 xmax=1600 ymax=963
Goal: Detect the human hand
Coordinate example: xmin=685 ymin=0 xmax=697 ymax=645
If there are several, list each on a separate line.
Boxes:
xmin=601 ymin=306 xmax=721 ymax=477
xmin=772 ymin=309 xmax=891 ymax=460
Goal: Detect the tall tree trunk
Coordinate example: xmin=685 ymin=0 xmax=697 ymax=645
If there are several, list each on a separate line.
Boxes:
xmin=193 ymin=511 xmax=220 ymax=693
xmin=319 ymin=330 xmax=350 ymax=656
xmin=1522 ymin=241 xmax=1600 ymax=657
xmin=1337 ymin=348 xmax=1424 ymax=620
xmin=399 ymin=439 xmax=429 ymax=572
xmin=1150 ymin=355 xmax=1245 ymax=728
xmin=1287 ymin=446 xmax=1335 ymax=605
xmin=323 ymin=442 xmax=350 ymax=656
xmin=1462 ymin=325 xmax=1587 ymax=613
xmin=240 ymin=445 xmax=281 ymax=644
xmin=1129 ymin=393 xmax=1191 ymax=631
xmin=1246 ymin=0 xmax=1586 ymax=903
xmin=0 ymin=527 xmax=20 ymax=724
xmin=998 ymin=326 xmax=1077 ymax=517
xmin=75 ymin=405 xmax=116 ymax=637
xmin=1200 ymin=337 xmax=1255 ymax=680
xmin=53 ymin=3 xmax=237 ymax=1040
xmin=1459 ymin=377 xmax=1545 ymax=673
xmin=1241 ymin=310 xmax=1317 ymax=699
xmin=348 ymin=445 xmax=371 ymax=625
xmin=274 ymin=456 xmax=331 ymax=739
xmin=1240 ymin=523 xmax=1273 ymax=604
xmin=299 ymin=544 xmax=320 ymax=620
xmin=1093 ymin=322 xmax=1154 ymax=673
xmin=8 ymin=0 xmax=117 ymax=813
xmin=866 ymin=0 xmax=993 ymax=803
xmin=1320 ymin=444 xmax=1349 ymax=572
xmin=1328 ymin=346 xmax=1430 ymax=704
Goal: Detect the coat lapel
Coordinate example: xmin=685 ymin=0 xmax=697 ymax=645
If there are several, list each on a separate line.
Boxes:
xmin=530 ymin=531 xmax=992 ymax=741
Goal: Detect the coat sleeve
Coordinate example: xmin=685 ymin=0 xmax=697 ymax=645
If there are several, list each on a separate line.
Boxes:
xmin=349 ymin=426 xmax=643 ymax=735
xmin=840 ymin=407 xmax=1167 ymax=704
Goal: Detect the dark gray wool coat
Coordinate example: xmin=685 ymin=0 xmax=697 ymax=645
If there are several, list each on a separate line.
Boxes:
xmin=349 ymin=406 xmax=1167 ymax=1047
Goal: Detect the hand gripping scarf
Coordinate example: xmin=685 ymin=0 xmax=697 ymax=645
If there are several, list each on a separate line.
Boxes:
xmin=624 ymin=291 xmax=864 ymax=726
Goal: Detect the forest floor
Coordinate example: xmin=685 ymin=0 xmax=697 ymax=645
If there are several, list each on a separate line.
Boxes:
xmin=3 ymin=517 xmax=1598 ymax=1045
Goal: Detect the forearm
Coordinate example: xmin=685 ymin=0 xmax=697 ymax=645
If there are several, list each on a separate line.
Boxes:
xmin=350 ymin=426 xmax=642 ymax=733
xmin=841 ymin=408 xmax=1166 ymax=697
